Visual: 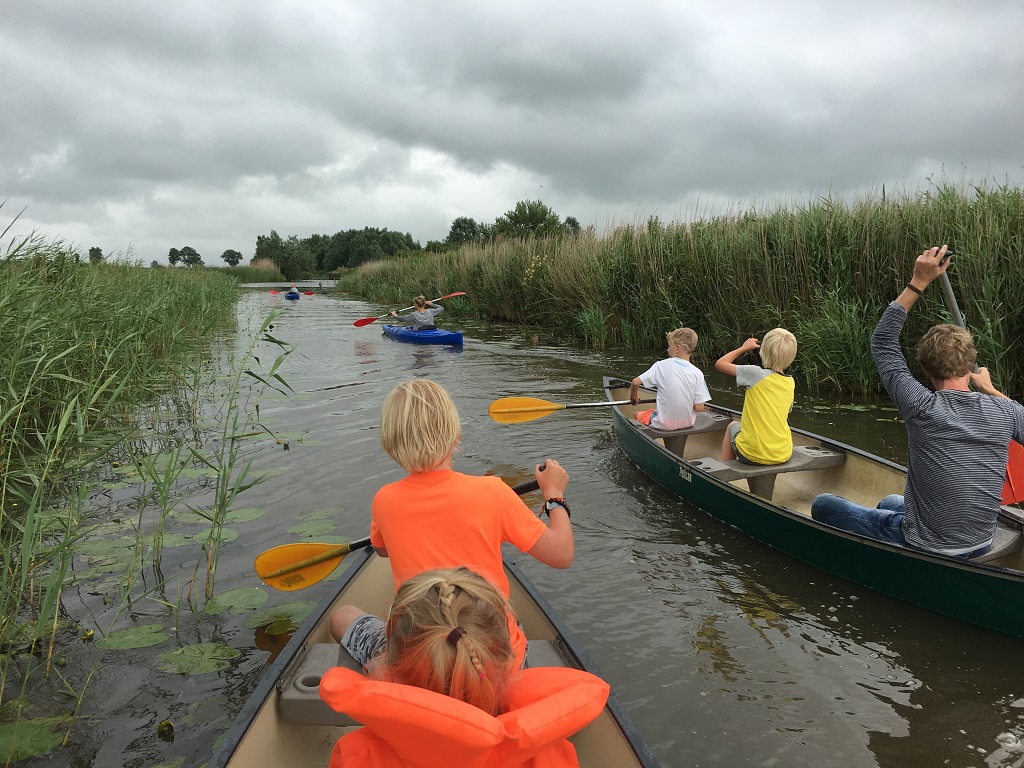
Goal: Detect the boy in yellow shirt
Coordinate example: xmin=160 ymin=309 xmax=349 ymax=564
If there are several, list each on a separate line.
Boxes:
xmin=715 ymin=328 xmax=798 ymax=465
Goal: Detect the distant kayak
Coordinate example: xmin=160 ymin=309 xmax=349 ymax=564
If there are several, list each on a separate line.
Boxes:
xmin=284 ymin=292 xmax=300 ymax=300
xmin=382 ymin=324 xmax=463 ymax=347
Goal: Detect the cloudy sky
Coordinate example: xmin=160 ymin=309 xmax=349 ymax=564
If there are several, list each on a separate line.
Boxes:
xmin=3 ymin=0 xmax=1023 ymax=265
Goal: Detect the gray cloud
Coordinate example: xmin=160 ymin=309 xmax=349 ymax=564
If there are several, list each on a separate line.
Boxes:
xmin=2 ymin=0 xmax=1023 ymax=262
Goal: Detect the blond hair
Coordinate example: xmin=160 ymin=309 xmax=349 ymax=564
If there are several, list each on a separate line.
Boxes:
xmin=760 ymin=328 xmax=797 ymax=373
xmin=380 ymin=379 xmax=460 ymax=472
xmin=373 ymin=568 xmax=516 ymax=715
xmin=666 ymin=327 xmax=698 ymax=354
xmin=413 ymin=295 xmax=428 ymax=310
xmin=917 ymin=324 xmax=975 ymax=383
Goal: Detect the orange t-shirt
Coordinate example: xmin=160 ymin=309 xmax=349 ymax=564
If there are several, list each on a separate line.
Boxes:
xmin=370 ymin=470 xmax=547 ymax=666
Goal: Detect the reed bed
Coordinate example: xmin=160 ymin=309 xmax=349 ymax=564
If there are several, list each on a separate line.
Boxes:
xmin=337 ymin=183 xmax=1024 ymax=397
xmin=0 ymin=236 xmax=238 ymax=710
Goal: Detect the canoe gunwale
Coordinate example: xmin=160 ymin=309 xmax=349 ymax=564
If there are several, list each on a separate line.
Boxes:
xmin=505 ymin=560 xmax=662 ymax=767
xmin=206 ymin=547 xmax=374 ymax=768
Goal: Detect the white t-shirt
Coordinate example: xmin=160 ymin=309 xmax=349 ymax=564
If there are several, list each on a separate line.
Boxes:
xmin=638 ymin=358 xmax=711 ymax=430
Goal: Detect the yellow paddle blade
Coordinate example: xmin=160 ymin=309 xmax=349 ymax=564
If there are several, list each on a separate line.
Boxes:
xmin=254 ymin=542 xmax=352 ymax=592
xmin=487 ymin=397 xmax=567 ymax=424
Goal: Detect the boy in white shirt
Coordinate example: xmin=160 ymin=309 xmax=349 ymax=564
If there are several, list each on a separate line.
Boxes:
xmin=629 ymin=327 xmax=711 ymax=430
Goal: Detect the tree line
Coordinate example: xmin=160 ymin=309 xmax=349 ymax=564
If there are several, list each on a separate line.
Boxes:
xmin=130 ymin=198 xmax=580 ymax=277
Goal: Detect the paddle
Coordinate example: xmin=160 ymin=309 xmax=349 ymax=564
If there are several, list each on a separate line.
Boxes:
xmin=353 ymin=292 xmax=467 ymax=327
xmin=488 ymin=396 xmax=655 ymax=425
xmin=255 ymin=475 xmax=542 ymax=590
xmin=937 ymin=255 xmax=1024 ymax=504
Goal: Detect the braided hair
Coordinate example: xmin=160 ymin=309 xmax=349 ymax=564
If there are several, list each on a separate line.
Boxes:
xmin=373 ymin=567 xmax=516 ymax=715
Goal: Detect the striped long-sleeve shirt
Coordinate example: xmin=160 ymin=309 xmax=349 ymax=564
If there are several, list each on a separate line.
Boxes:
xmin=871 ymin=302 xmax=1024 ymax=554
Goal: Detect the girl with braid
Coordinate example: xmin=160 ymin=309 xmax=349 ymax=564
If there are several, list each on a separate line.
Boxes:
xmin=320 ymin=568 xmax=609 ymax=767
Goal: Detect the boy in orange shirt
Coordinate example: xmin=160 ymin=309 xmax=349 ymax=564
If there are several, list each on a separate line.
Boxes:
xmin=329 ymin=379 xmax=574 ymax=668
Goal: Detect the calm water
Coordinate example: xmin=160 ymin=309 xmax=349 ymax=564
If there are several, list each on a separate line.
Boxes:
xmin=37 ymin=289 xmax=1024 ymax=768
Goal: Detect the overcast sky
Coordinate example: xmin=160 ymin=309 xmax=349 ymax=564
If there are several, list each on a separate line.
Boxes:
xmin=3 ymin=0 xmax=1023 ymax=265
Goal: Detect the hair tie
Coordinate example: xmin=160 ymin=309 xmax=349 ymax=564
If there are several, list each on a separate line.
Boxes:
xmin=446 ymin=626 xmax=466 ymax=646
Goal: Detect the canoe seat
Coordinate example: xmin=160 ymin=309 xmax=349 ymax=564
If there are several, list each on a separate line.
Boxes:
xmin=278 ymin=639 xmax=572 ymax=726
xmin=278 ymin=642 xmax=361 ymax=726
xmin=635 ymin=411 xmax=731 ymax=457
xmin=689 ymin=444 xmax=846 ymax=500
xmin=525 ymin=639 xmax=571 ymax=668
xmin=972 ymin=515 xmax=1024 ymax=563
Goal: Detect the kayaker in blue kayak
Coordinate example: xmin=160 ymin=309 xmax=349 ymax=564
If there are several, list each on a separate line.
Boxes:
xmin=286 ymin=282 xmax=300 ymax=297
xmin=391 ymin=295 xmax=444 ymax=330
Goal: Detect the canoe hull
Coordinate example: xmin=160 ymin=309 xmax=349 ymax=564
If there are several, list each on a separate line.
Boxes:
xmin=382 ymin=324 xmax=463 ymax=347
xmin=284 ymin=293 xmax=300 ymax=300
xmin=604 ymin=376 xmax=1024 ymax=640
xmin=209 ymin=548 xmax=660 ymax=768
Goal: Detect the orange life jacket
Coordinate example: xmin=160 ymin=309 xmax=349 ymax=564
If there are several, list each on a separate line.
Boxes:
xmin=319 ymin=666 xmax=609 ymax=768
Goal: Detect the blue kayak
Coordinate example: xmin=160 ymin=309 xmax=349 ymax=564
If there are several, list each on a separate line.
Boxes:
xmin=382 ymin=325 xmax=463 ymax=347
xmin=284 ymin=292 xmax=300 ymax=300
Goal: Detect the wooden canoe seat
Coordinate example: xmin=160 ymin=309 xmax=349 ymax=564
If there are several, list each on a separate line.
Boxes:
xmin=689 ymin=444 xmax=846 ymax=500
xmin=972 ymin=515 xmax=1024 ymax=563
xmin=278 ymin=639 xmax=571 ymax=726
xmin=635 ymin=411 xmax=731 ymax=457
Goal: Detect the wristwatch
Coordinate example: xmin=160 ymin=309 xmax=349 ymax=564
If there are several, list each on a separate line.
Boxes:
xmin=543 ymin=498 xmax=571 ymax=518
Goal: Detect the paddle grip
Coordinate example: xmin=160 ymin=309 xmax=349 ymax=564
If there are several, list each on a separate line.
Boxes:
xmin=509 ymin=461 xmax=546 ymax=495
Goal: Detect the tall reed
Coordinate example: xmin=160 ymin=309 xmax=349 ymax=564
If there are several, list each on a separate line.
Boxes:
xmin=337 ymin=183 xmax=1024 ymax=396
xmin=0 ymin=235 xmax=238 ymax=687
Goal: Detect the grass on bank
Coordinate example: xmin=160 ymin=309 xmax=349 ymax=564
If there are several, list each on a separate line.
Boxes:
xmin=336 ymin=182 xmax=1024 ymax=397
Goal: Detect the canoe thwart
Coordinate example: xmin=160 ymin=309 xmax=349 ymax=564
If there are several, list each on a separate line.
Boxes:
xmin=973 ymin=517 xmax=1024 ymax=563
xmin=689 ymin=445 xmax=847 ymax=500
xmin=635 ymin=412 xmax=731 ymax=457
xmin=278 ymin=643 xmax=361 ymax=727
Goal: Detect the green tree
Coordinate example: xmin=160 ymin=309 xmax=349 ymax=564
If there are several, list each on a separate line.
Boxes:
xmin=492 ymin=200 xmax=562 ymax=239
xmin=446 ymin=216 xmax=481 ymax=245
xmin=88 ymin=246 xmax=104 ymax=264
xmin=179 ymin=246 xmax=204 ymax=267
xmin=563 ymin=216 xmax=581 ymax=236
xmin=149 ymin=260 xmax=162 ymax=269
xmin=168 ymin=247 xmax=181 ymax=266
xmin=255 ymin=230 xmax=287 ymax=268
xmin=221 ymin=249 xmax=244 ymax=267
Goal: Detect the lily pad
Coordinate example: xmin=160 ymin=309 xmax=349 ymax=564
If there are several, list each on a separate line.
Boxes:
xmin=155 ymin=532 xmax=192 ymax=548
xmin=287 ymin=519 xmax=337 ymax=537
xmin=224 ymin=507 xmax=265 ymax=524
xmin=0 ymin=715 xmax=71 ymax=761
xmin=244 ymin=601 xmax=314 ymax=634
xmin=205 ymin=588 xmax=268 ymax=616
xmin=192 ymin=528 xmax=238 ymax=545
xmin=178 ymin=466 xmax=220 ymax=479
xmin=303 ymin=507 xmax=344 ymax=520
xmin=97 ymin=624 xmax=169 ymax=650
xmin=158 ymin=643 xmax=240 ymax=674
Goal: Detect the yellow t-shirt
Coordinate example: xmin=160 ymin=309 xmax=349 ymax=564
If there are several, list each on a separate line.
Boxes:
xmin=735 ymin=366 xmax=794 ymax=464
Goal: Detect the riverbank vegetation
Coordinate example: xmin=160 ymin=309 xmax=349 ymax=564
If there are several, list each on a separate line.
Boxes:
xmin=337 ymin=184 xmax=1024 ymax=398
xmin=0 ymin=234 xmax=289 ymax=761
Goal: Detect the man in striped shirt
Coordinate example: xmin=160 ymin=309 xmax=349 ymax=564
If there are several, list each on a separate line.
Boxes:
xmin=811 ymin=246 xmax=1024 ymax=557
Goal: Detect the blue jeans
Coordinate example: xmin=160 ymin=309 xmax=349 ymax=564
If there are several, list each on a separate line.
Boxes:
xmin=810 ymin=493 xmax=908 ymax=546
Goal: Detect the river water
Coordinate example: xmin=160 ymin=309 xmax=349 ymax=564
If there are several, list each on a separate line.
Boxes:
xmin=38 ymin=289 xmax=1024 ymax=768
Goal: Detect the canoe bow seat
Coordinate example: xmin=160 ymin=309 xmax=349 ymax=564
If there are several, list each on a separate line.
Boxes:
xmin=278 ymin=640 xmax=571 ymax=726
xmin=689 ymin=444 xmax=846 ymax=500
xmin=279 ymin=643 xmax=362 ymax=726
xmin=635 ymin=411 xmax=731 ymax=457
